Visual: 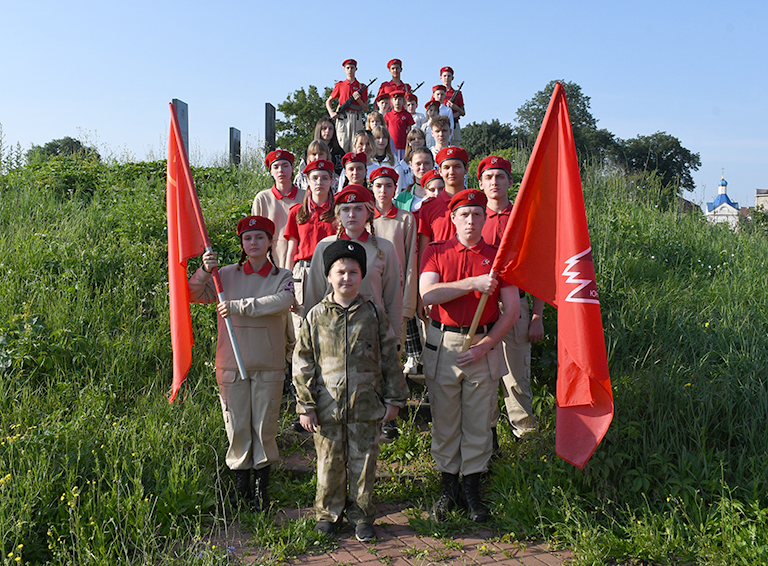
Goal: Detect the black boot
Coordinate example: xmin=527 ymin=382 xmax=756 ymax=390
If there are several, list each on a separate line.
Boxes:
xmin=252 ymin=465 xmax=270 ymax=513
xmin=229 ymin=469 xmax=251 ymax=507
xmin=462 ymin=473 xmax=489 ymax=523
xmin=430 ymin=472 xmax=461 ymax=522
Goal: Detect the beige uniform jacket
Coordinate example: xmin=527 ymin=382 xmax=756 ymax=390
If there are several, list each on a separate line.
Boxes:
xmin=373 ymin=207 xmax=418 ymax=320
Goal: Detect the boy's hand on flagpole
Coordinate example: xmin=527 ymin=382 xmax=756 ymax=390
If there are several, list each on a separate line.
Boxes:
xmin=472 ymin=273 xmax=498 ymax=295
xmin=202 ymin=250 xmax=218 ymax=273
xmin=217 ymin=301 xmax=230 ymax=319
xmin=457 ymin=339 xmax=490 ymax=367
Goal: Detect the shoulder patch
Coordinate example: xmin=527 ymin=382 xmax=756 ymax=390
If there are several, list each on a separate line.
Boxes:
xmin=284 ymin=280 xmax=295 ymax=293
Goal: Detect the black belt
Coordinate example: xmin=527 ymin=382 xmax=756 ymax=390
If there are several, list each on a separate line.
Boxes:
xmin=431 ymin=319 xmax=495 ymax=335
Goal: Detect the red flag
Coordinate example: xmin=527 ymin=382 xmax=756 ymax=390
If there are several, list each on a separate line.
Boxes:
xmin=492 ymin=82 xmax=613 ymax=469
xmin=167 ymin=103 xmax=207 ymax=403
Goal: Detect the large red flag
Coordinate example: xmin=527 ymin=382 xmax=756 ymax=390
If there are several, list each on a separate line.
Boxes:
xmin=167 ymin=103 xmax=207 ymax=403
xmin=492 ymin=82 xmax=613 ymax=469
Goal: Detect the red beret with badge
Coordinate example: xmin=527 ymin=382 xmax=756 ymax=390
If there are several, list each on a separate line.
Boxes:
xmin=264 ymin=149 xmax=295 ymax=168
xmin=237 ymin=215 xmax=276 ymax=238
xmin=342 ymin=152 xmax=368 ymax=167
xmin=424 ymin=98 xmax=440 ymax=110
xmin=432 ymin=84 xmax=446 ymax=93
xmin=303 ymin=159 xmax=334 ymax=175
xmin=342 ymin=58 xmax=357 ymax=67
xmin=387 ymin=58 xmax=402 ymax=68
xmin=476 ymin=155 xmax=512 ymax=180
xmin=405 ymin=93 xmax=417 ymax=103
xmin=336 ymin=184 xmax=373 ymax=204
xmin=449 ymin=189 xmax=487 ymax=212
xmin=376 ymin=92 xmax=391 ymax=103
xmin=369 ymin=166 xmax=399 ymax=184
xmin=435 ymin=146 xmax=469 ymax=166
xmin=440 ymin=66 xmax=454 ymax=75
xmin=420 ymin=169 xmax=442 ymax=189
xmin=390 ymin=88 xmax=406 ymax=99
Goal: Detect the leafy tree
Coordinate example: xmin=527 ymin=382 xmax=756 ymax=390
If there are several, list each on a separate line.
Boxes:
xmin=26 ymin=136 xmax=100 ymax=163
xmin=276 ymin=85 xmax=333 ymax=159
xmin=515 ymin=80 xmax=618 ymax=162
xmin=460 ymin=119 xmax=520 ymax=161
xmin=615 ymin=131 xmax=701 ymax=192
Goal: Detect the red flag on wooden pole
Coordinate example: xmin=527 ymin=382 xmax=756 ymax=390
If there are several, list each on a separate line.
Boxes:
xmin=492 ymin=82 xmax=613 ymax=469
xmin=167 ymin=103 xmax=207 ymax=403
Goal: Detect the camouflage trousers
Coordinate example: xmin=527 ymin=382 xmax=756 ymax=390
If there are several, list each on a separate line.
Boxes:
xmin=313 ymin=420 xmax=380 ymax=525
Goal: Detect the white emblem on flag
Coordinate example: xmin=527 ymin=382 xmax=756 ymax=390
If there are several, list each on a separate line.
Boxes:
xmin=562 ymin=247 xmax=600 ymax=304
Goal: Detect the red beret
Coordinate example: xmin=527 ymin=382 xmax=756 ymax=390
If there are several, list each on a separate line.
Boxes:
xmin=369 ymin=166 xmax=399 ymax=184
xmin=342 ymin=58 xmax=357 ymax=67
xmin=432 ymin=84 xmax=446 ymax=93
xmin=336 ymin=184 xmax=373 ymax=204
xmin=375 ymin=92 xmax=391 ymax=103
xmin=342 ymin=152 xmax=368 ymax=167
xmin=424 ymin=98 xmax=440 ymax=110
xmin=476 ymin=155 xmax=512 ymax=180
xmin=387 ymin=59 xmax=402 ymax=68
xmin=303 ymin=159 xmax=334 ymax=175
xmin=420 ymin=169 xmax=442 ymax=189
xmin=436 ymin=146 xmax=469 ymax=166
xmin=449 ymin=189 xmax=487 ymax=212
xmin=440 ymin=66 xmax=454 ymax=75
xmin=237 ymin=215 xmax=276 ymax=237
xmin=390 ymin=89 xmax=406 ymax=99
xmin=405 ymin=93 xmax=417 ymax=103
xmin=264 ymin=149 xmax=294 ymax=168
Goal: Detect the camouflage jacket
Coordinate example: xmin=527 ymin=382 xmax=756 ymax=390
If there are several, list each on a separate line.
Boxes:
xmin=293 ymin=293 xmax=408 ymax=424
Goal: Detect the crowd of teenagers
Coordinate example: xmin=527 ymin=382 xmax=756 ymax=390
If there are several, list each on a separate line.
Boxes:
xmin=188 ymin=58 xmax=545 ymax=543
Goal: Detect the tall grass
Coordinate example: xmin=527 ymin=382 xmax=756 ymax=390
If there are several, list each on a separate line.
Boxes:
xmin=2 ymin=151 xmax=768 ymax=564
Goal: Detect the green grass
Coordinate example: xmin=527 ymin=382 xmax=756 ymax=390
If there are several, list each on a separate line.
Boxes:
xmin=2 ymin=151 xmax=768 ymax=564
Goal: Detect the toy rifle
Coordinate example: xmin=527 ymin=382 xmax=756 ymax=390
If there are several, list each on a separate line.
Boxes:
xmin=448 ymin=81 xmax=464 ymax=105
xmin=336 ymin=77 xmax=377 ymax=119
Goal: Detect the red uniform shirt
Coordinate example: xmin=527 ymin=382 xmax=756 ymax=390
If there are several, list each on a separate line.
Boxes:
xmin=331 ymin=79 xmax=367 ymax=112
xmin=420 ymin=236 xmax=508 ymax=327
xmin=284 ymin=200 xmax=335 ymax=262
xmin=444 ymin=88 xmax=464 ymax=119
xmin=417 ymin=190 xmax=455 ymax=241
xmin=481 ymin=202 xmax=513 ymax=246
xmin=384 ymin=109 xmax=415 ymax=150
xmin=378 ymin=81 xmax=412 ymax=97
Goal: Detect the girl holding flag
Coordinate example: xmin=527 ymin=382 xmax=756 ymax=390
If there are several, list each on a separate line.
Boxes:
xmin=188 ymin=216 xmax=295 ymax=512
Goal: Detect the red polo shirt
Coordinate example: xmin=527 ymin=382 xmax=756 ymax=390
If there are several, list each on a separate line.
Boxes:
xmin=384 ymin=109 xmax=416 ymax=150
xmin=420 ymin=236 xmax=507 ymax=327
xmin=444 ymin=88 xmax=464 ymax=118
xmin=284 ymin=201 xmax=335 ymax=262
xmin=378 ymin=80 xmax=412 ymax=97
xmin=331 ymin=79 xmax=367 ymax=112
xmin=481 ymin=202 xmax=512 ymax=246
xmin=417 ymin=190 xmax=455 ymax=241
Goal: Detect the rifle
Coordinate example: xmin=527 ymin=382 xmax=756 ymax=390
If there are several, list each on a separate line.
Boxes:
xmin=411 ymin=81 xmax=425 ymax=93
xmin=336 ymin=77 xmax=377 ymax=119
xmin=448 ymin=81 xmax=464 ymax=105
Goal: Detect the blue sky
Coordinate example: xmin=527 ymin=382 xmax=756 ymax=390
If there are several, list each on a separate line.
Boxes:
xmin=1 ymin=1 xmax=765 ymax=207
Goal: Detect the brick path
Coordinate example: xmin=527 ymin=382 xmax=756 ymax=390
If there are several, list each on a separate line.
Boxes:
xmin=221 ymin=503 xmax=571 ymax=565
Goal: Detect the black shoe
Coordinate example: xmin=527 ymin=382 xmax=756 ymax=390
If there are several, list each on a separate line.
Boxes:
xmin=252 ymin=465 xmax=270 ymax=513
xmin=462 ymin=473 xmax=490 ymax=523
xmin=314 ymin=521 xmax=335 ymax=535
xmin=229 ymin=469 xmax=251 ymax=507
xmin=430 ymin=472 xmax=461 ymax=522
xmin=381 ymin=420 xmax=399 ymax=440
xmin=355 ymin=522 xmax=376 ymax=542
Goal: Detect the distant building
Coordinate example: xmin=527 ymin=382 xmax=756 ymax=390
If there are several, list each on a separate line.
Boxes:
xmin=755 ymin=188 xmax=768 ymax=211
xmin=705 ymin=174 xmax=739 ymax=229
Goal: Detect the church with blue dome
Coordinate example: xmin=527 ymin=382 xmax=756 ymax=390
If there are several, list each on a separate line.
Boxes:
xmin=705 ymin=173 xmax=740 ymax=229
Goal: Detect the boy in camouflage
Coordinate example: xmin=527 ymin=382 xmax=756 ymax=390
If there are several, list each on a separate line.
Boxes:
xmin=293 ymin=240 xmax=409 ymax=542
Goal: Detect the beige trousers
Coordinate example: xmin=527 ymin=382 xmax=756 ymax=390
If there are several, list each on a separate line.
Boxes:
xmin=217 ymin=369 xmax=284 ymax=470
xmin=422 ymin=323 xmax=505 ymax=475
